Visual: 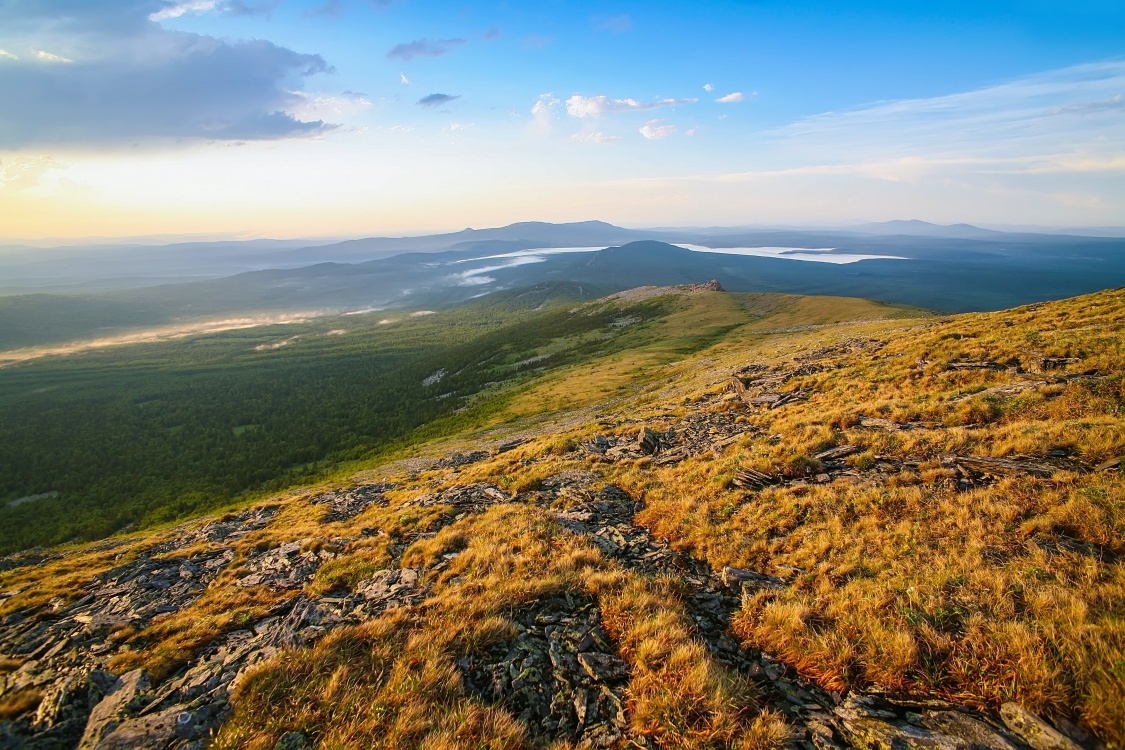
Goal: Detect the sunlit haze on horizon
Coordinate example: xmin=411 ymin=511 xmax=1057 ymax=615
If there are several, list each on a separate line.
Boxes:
xmin=1 ymin=0 xmax=1123 ymax=239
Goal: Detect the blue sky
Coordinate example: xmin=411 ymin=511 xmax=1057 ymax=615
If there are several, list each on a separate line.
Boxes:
xmin=0 ymin=0 xmax=1123 ymax=238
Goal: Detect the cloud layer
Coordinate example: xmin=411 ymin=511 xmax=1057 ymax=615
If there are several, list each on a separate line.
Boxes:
xmin=773 ymin=61 xmax=1125 ymax=176
xmin=0 ymin=0 xmax=333 ymax=147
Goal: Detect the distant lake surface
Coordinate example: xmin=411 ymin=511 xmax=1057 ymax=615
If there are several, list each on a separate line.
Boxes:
xmin=462 ymin=244 xmax=906 ymax=267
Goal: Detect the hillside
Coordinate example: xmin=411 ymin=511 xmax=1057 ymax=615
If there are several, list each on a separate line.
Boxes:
xmin=0 ymin=286 xmax=1122 ymax=749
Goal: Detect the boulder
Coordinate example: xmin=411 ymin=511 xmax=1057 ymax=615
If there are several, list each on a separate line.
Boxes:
xmin=835 ymin=704 xmax=966 ymax=750
xmin=95 ymin=704 xmax=193 ymax=749
xmin=1000 ymin=704 xmax=1083 ymax=750
xmin=78 ymin=669 xmax=150 ymax=750
xmin=921 ymin=711 xmax=1021 ymax=750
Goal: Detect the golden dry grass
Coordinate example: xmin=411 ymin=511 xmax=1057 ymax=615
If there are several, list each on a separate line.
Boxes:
xmin=213 ymin=502 xmax=788 ymax=749
xmin=595 ymin=289 xmax=1125 ymax=742
xmin=6 ymin=288 xmax=1122 ymax=745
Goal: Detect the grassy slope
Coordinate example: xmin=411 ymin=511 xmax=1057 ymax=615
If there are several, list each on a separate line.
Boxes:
xmin=2 ymin=288 xmax=1122 ymax=746
xmin=512 ymin=288 xmax=1125 ymax=740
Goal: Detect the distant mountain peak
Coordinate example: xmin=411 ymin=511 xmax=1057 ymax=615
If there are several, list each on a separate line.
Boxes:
xmin=853 ymin=220 xmax=1001 ymax=239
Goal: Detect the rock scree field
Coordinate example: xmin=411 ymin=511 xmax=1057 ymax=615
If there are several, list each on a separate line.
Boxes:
xmin=0 ymin=284 xmax=1123 ymax=750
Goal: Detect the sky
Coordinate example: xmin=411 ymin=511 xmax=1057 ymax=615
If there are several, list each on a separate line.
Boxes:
xmin=0 ymin=0 xmax=1123 ymax=239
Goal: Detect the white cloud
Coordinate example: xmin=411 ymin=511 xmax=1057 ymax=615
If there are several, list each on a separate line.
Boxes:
xmin=531 ymin=93 xmax=561 ymax=133
xmin=449 ymin=122 xmax=474 ymax=131
xmin=0 ymin=4 xmax=334 ymax=146
xmin=287 ymin=91 xmax=372 ymax=120
xmin=565 ymin=95 xmax=696 ymax=119
xmin=716 ymin=92 xmax=744 ymax=103
xmin=532 ymin=93 xmax=560 ymax=117
xmin=602 ymin=61 xmax=1125 ymax=225
xmin=639 ymin=121 xmax=676 ymax=140
xmin=0 ymin=49 xmax=18 ymax=61
xmin=703 ymin=83 xmax=714 ymax=92
xmin=685 ymin=127 xmax=700 ymax=136
xmin=149 ymin=1 xmax=218 ymax=21
xmin=388 ymin=124 xmax=415 ymax=133
xmin=571 ymin=131 xmax=622 ymax=144
xmin=0 ymin=155 xmax=66 ymax=191
xmin=400 ymin=72 xmax=411 ymax=85
xmin=34 ymin=50 xmax=73 ymax=63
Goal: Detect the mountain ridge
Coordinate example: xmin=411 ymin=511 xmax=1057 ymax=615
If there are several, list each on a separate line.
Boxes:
xmin=0 ymin=285 xmax=1121 ymax=749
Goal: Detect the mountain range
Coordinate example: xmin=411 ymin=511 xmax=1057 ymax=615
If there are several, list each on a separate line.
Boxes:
xmin=3 ymin=220 xmax=1125 ymax=351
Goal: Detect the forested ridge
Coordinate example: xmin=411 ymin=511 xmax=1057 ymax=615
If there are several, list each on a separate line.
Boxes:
xmin=0 ymin=282 xmax=679 ymax=553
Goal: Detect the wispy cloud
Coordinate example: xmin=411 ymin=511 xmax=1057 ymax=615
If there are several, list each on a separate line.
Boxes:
xmin=531 ymin=93 xmax=561 ymax=133
xmin=773 ymin=61 xmax=1125 ymax=176
xmin=593 ymin=15 xmax=631 ymax=32
xmin=34 ymin=50 xmax=72 ymax=63
xmin=222 ymin=1 xmax=282 ymax=17
xmin=287 ymin=91 xmax=371 ymax=120
xmin=1046 ymin=95 xmax=1125 ymax=117
xmin=640 ymin=121 xmax=676 ymax=140
xmin=703 ymin=83 xmax=714 ymax=92
xmin=149 ymin=0 xmax=217 ymax=21
xmin=387 ymin=38 xmax=466 ymax=61
xmin=571 ymin=131 xmax=622 ymax=144
xmin=532 ymin=94 xmax=560 ymax=117
xmin=418 ymin=93 xmax=459 ymax=107
xmin=0 ymin=49 xmax=19 ymax=61
xmin=400 ymin=72 xmax=412 ymax=85
xmin=484 ymin=27 xmax=502 ymax=41
xmin=565 ymin=95 xmax=696 ymax=118
xmin=0 ymin=155 xmax=65 ymax=191
xmin=449 ymin=256 xmax=548 ymax=286
xmin=617 ymin=60 xmax=1125 ymax=225
xmin=716 ymin=92 xmax=744 ymax=103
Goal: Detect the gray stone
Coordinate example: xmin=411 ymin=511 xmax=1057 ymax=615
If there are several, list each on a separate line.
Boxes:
xmin=95 ymin=704 xmax=186 ymax=749
xmin=32 ymin=671 xmax=83 ymax=731
xmin=834 ymin=706 xmax=968 ymax=750
xmin=921 ymin=710 xmax=1021 ymax=750
xmin=577 ymin=652 xmax=628 ymax=683
xmin=274 ymin=732 xmax=309 ymax=750
xmin=78 ymin=669 xmax=150 ymax=750
xmin=1000 ymin=704 xmax=1083 ymax=750
xmin=636 ymin=427 xmax=663 ymax=455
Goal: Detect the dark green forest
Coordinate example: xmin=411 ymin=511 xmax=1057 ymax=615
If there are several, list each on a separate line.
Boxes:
xmin=0 ymin=283 xmax=676 ymax=554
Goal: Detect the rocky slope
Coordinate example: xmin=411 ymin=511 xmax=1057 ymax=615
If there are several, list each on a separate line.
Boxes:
xmin=1 ymin=286 xmax=1121 ymax=750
